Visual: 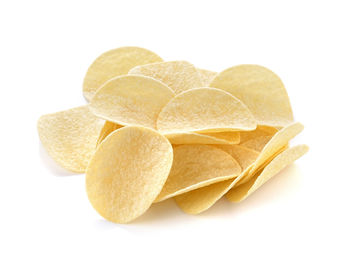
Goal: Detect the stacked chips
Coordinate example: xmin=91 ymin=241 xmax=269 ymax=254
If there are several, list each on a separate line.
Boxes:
xmin=38 ymin=46 xmax=308 ymax=223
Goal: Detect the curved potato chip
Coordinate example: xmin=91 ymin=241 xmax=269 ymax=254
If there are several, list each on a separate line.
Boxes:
xmin=240 ymin=135 xmax=274 ymax=152
xmin=129 ymin=61 xmax=203 ymax=94
xmin=96 ymin=121 xmax=122 ymax=147
xmin=175 ymin=145 xmax=259 ymax=214
xmin=155 ymin=144 xmax=241 ymax=202
xmin=83 ymin=46 xmax=163 ymax=101
xmin=210 ymin=65 xmax=294 ymax=127
xmin=90 ymin=75 xmax=175 ymax=129
xmin=86 ymin=126 xmax=173 ymax=223
xmin=226 ymin=145 xmax=308 ymax=202
xmin=239 ymin=126 xmax=278 ymax=143
xmin=166 ymin=131 xmax=240 ymax=145
xmin=37 ymin=106 xmax=104 ymax=173
xmin=197 ymin=68 xmax=217 ymax=86
xmin=238 ymin=122 xmax=304 ymax=185
xmin=157 ymin=88 xmax=257 ymax=135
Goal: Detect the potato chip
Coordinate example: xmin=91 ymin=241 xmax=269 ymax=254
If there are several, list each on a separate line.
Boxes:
xmin=210 ymin=65 xmax=294 ymax=127
xmin=86 ymin=126 xmax=173 ymax=223
xmin=83 ymin=46 xmax=163 ymax=101
xmin=240 ymin=135 xmax=274 ymax=152
xmin=129 ymin=61 xmax=203 ymax=94
xmin=166 ymin=131 xmax=240 ymax=145
xmin=96 ymin=121 xmax=122 ymax=147
xmin=226 ymin=144 xmax=308 ymax=202
xmin=239 ymin=126 xmax=278 ymax=143
xmin=37 ymin=106 xmax=105 ymax=173
xmin=238 ymin=122 xmax=304 ymax=185
xmin=155 ymin=144 xmax=241 ymax=202
xmin=197 ymin=68 xmax=217 ymax=86
xmin=175 ymin=145 xmax=259 ymax=214
xmin=90 ymin=75 xmax=175 ymax=129
xmin=157 ymin=87 xmax=257 ymax=135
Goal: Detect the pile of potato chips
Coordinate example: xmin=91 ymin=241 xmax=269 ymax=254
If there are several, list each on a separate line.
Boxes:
xmin=38 ymin=46 xmax=308 ymax=223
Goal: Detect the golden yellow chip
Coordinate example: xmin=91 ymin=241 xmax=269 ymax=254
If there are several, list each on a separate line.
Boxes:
xmin=86 ymin=126 xmax=173 ymax=223
xmin=238 ymin=122 xmax=304 ymax=185
xmin=239 ymin=126 xmax=278 ymax=143
xmin=226 ymin=144 xmax=308 ymax=202
xmin=157 ymin=87 xmax=257 ymax=135
xmin=197 ymin=68 xmax=217 ymax=86
xmin=129 ymin=61 xmax=203 ymax=95
xmin=90 ymin=75 xmax=175 ymax=129
xmin=166 ymin=131 xmax=240 ymax=145
xmin=96 ymin=121 xmax=122 ymax=147
xmin=240 ymin=135 xmax=274 ymax=152
xmin=83 ymin=46 xmax=163 ymax=101
xmin=210 ymin=65 xmax=294 ymax=127
xmin=37 ymin=106 xmax=105 ymax=173
xmin=155 ymin=144 xmax=241 ymax=202
xmin=175 ymin=145 xmax=259 ymax=214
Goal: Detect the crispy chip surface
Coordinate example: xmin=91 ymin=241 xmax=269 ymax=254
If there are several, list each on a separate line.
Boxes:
xmin=155 ymin=144 xmax=241 ymax=202
xmin=210 ymin=65 xmax=293 ymax=127
xmin=96 ymin=121 xmax=122 ymax=147
xmin=226 ymin=145 xmax=308 ymax=202
xmin=157 ymin=87 xmax=257 ymax=134
xmin=90 ymin=75 xmax=174 ymax=129
xmin=83 ymin=46 xmax=163 ymax=101
xmin=166 ymin=131 xmax=240 ymax=145
xmin=129 ymin=61 xmax=203 ymax=94
xmin=197 ymin=68 xmax=217 ymax=86
xmin=175 ymin=145 xmax=259 ymax=214
xmin=86 ymin=126 xmax=173 ymax=223
xmin=37 ymin=106 xmax=105 ymax=173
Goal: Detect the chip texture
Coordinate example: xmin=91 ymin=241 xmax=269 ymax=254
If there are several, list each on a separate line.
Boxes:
xmin=90 ymin=75 xmax=174 ymax=129
xmin=197 ymin=68 xmax=217 ymax=86
xmin=175 ymin=146 xmax=259 ymax=214
xmin=226 ymin=145 xmax=308 ymax=202
xmin=155 ymin=144 xmax=241 ymax=202
xmin=166 ymin=131 xmax=240 ymax=145
xmin=96 ymin=121 xmax=122 ymax=147
xmin=210 ymin=65 xmax=293 ymax=127
xmin=86 ymin=126 xmax=173 ymax=223
xmin=38 ymin=106 xmax=104 ymax=173
xmin=157 ymin=88 xmax=257 ymax=134
xmin=129 ymin=61 xmax=203 ymax=94
xmin=83 ymin=46 xmax=163 ymax=101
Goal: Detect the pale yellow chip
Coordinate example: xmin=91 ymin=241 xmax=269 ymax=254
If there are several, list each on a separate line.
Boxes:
xmin=240 ymin=135 xmax=274 ymax=152
xmin=157 ymin=87 xmax=257 ymax=135
xmin=83 ymin=46 xmax=163 ymax=101
xmin=129 ymin=61 xmax=203 ymax=95
xmin=37 ymin=106 xmax=105 ymax=173
xmin=238 ymin=122 xmax=304 ymax=185
xmin=197 ymin=68 xmax=217 ymax=86
xmin=226 ymin=144 xmax=308 ymax=202
xmin=86 ymin=126 xmax=173 ymax=223
xmin=166 ymin=131 xmax=240 ymax=145
xmin=96 ymin=121 xmax=122 ymax=147
xmin=210 ymin=65 xmax=294 ymax=127
xmin=90 ymin=75 xmax=175 ymax=129
xmin=239 ymin=126 xmax=278 ymax=143
xmin=155 ymin=144 xmax=241 ymax=202
xmin=175 ymin=145 xmax=259 ymax=214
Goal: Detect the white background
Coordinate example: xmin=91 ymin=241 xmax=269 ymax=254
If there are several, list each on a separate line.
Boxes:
xmin=1 ymin=1 xmax=349 ymax=259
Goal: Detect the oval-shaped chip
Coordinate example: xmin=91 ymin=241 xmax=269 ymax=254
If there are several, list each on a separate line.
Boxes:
xmin=129 ymin=61 xmax=203 ymax=94
xmin=86 ymin=126 xmax=173 ymax=223
xmin=226 ymin=144 xmax=309 ymax=202
xmin=210 ymin=65 xmax=294 ymax=127
xmin=155 ymin=144 xmax=241 ymax=202
xmin=90 ymin=75 xmax=175 ymax=129
xmin=157 ymin=87 xmax=257 ymax=135
xmin=37 ymin=106 xmax=105 ymax=173
xmin=175 ymin=145 xmax=259 ymax=214
xmin=83 ymin=46 xmax=163 ymax=101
